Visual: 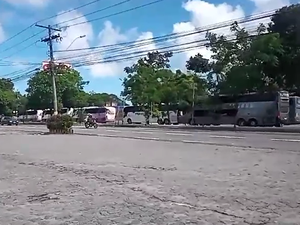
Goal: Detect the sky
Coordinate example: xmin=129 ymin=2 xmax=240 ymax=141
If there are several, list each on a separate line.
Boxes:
xmin=0 ymin=0 xmax=297 ymax=97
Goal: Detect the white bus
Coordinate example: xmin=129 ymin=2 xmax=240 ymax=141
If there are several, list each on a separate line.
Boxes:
xmin=83 ymin=106 xmax=117 ymax=123
xmin=123 ymin=106 xmax=160 ymax=124
xmin=19 ymin=109 xmax=43 ymax=122
xmin=42 ymin=108 xmax=53 ymax=121
xmin=59 ymin=107 xmax=74 ymax=116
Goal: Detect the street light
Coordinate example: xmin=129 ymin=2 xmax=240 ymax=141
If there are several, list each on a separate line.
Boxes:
xmin=66 ymin=35 xmax=86 ymax=50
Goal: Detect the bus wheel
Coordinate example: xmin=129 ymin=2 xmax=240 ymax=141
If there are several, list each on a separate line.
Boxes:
xmin=127 ymin=118 xmax=132 ymax=124
xmin=237 ymin=119 xmax=246 ymax=126
xmin=164 ymin=119 xmax=170 ymax=125
xmin=248 ymin=119 xmax=258 ymax=127
xmin=157 ymin=118 xmax=163 ymax=125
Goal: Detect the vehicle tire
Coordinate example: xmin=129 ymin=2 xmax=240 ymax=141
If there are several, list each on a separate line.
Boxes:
xmin=93 ymin=123 xmax=98 ymax=128
xmin=188 ymin=118 xmax=194 ymax=125
xmin=157 ymin=118 xmax=163 ymax=125
xmin=127 ymin=118 xmax=132 ymax=124
xmin=84 ymin=122 xmax=90 ymax=128
xmin=248 ymin=119 xmax=258 ymax=127
xmin=164 ymin=118 xmax=170 ymax=125
xmin=237 ymin=119 xmax=246 ymax=126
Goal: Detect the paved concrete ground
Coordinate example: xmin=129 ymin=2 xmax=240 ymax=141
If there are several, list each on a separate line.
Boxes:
xmin=0 ymin=127 xmax=300 ymax=224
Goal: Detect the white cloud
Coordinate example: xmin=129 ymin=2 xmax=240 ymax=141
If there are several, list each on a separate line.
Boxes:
xmin=172 ymin=0 xmax=245 ymax=67
xmin=55 ymin=10 xmax=157 ymax=78
xmin=170 ymin=0 xmax=291 ymax=70
xmin=3 ymin=0 xmax=50 ymax=7
xmin=250 ymin=0 xmax=290 ymax=12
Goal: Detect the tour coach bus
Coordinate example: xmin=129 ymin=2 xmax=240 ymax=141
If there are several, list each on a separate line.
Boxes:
xmin=178 ymin=91 xmax=290 ymax=127
xmin=83 ymin=106 xmax=116 ymax=123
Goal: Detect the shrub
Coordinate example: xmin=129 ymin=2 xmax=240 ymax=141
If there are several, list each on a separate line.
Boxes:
xmin=46 ymin=114 xmax=74 ymax=133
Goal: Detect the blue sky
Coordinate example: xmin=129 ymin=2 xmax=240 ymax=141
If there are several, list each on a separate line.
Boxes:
xmin=0 ymin=0 xmax=296 ymax=96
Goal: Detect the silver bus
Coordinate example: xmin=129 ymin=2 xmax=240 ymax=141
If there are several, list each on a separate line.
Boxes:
xmin=234 ymin=91 xmax=289 ymax=127
xmin=178 ymin=91 xmax=290 ymax=127
xmin=288 ymin=96 xmax=300 ymax=124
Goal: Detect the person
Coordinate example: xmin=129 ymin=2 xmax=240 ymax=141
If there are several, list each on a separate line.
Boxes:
xmin=87 ymin=114 xmax=94 ymax=124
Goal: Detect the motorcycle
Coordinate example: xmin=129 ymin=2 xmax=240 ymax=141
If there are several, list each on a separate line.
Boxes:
xmin=84 ymin=120 xmax=98 ymax=129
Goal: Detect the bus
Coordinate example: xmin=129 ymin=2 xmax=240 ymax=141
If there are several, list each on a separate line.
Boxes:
xmin=234 ymin=91 xmax=289 ymax=126
xmin=178 ymin=107 xmax=237 ymax=126
xmin=178 ymin=91 xmax=290 ymax=127
xmin=158 ymin=104 xmax=181 ymax=125
xmin=123 ymin=106 xmax=160 ymax=124
xmin=288 ymin=96 xmax=300 ymax=124
xmin=59 ymin=107 xmax=74 ymax=116
xmin=42 ymin=108 xmax=53 ymax=121
xmin=83 ymin=106 xmax=117 ymax=123
xmin=19 ymin=109 xmax=43 ymax=122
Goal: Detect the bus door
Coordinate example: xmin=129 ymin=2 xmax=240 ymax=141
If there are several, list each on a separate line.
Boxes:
xmin=215 ymin=108 xmax=237 ymax=125
xmin=296 ymin=98 xmax=300 ymax=122
xmin=193 ymin=109 xmax=213 ymax=125
xmin=289 ymin=97 xmax=300 ymax=124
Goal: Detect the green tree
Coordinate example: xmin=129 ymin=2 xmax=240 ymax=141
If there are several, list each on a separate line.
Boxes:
xmin=26 ymin=68 xmax=89 ymax=109
xmin=187 ymin=22 xmax=283 ymax=95
xmin=122 ymin=51 xmax=173 ymax=120
xmin=269 ymin=3 xmax=300 ymax=91
xmin=0 ymin=78 xmax=18 ymax=115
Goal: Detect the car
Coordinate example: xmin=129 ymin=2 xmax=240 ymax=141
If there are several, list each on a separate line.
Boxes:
xmin=0 ymin=116 xmax=19 ymax=126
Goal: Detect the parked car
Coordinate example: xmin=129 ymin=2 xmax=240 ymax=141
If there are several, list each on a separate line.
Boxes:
xmin=0 ymin=116 xmax=19 ymax=125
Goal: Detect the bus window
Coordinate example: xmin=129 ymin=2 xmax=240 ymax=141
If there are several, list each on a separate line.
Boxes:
xmin=85 ymin=108 xmax=100 ymax=114
xmin=194 ymin=110 xmax=209 ymax=117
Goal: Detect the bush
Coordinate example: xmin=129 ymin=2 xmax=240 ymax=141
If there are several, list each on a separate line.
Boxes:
xmin=46 ymin=114 xmax=74 ymax=133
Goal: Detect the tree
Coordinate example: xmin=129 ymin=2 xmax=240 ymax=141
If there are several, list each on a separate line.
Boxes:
xmin=0 ymin=78 xmax=18 ymax=115
xmin=269 ymin=3 xmax=300 ymax=90
xmin=26 ymin=68 xmax=89 ymax=109
xmin=186 ymin=22 xmax=283 ymax=96
xmin=122 ymin=51 xmax=174 ymax=119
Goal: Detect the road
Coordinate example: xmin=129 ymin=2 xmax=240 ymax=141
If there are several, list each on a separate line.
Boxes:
xmin=3 ymin=124 xmax=300 ymax=152
xmin=0 ymin=125 xmax=300 ymax=224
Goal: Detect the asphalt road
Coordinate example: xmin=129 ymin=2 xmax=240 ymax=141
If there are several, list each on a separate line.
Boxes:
xmin=0 ymin=126 xmax=300 ymax=224
xmin=3 ymin=124 xmax=300 ymax=152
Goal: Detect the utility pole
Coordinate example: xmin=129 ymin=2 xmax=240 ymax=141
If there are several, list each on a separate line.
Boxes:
xmin=191 ymin=82 xmax=196 ymax=124
xmin=36 ymin=24 xmax=62 ymax=115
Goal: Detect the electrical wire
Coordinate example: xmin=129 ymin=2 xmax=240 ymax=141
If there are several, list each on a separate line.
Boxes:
xmin=0 ymin=0 xmax=101 ymax=48
xmin=1 ymin=67 xmax=39 ymax=82
xmin=0 ymin=41 xmax=42 ymax=61
xmin=73 ymin=29 xmax=262 ymax=67
xmin=0 ymin=31 xmax=46 ymax=54
xmin=55 ymin=9 xmax=274 ymax=55
xmin=54 ymin=11 xmax=271 ymax=64
xmin=54 ymin=0 xmax=132 ymax=27
xmin=61 ymin=0 xmax=167 ymax=28
xmin=57 ymin=23 xmax=259 ymax=63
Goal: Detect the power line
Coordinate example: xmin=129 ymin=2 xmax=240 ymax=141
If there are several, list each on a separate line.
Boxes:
xmin=1 ymin=67 xmax=39 ymax=81
xmin=73 ymin=30 xmax=262 ymax=67
xmin=3 ymin=31 xmax=267 ymax=82
xmin=57 ymin=23 xmax=259 ymax=63
xmin=61 ymin=0 xmax=167 ymax=28
xmin=54 ymin=11 xmax=272 ymax=64
xmin=55 ymin=0 xmax=132 ymax=27
xmin=55 ymin=9 xmax=274 ymax=54
xmin=0 ymin=41 xmax=41 ymax=61
xmin=0 ymin=0 xmax=101 ymax=48
xmin=0 ymin=30 xmax=45 ymax=54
